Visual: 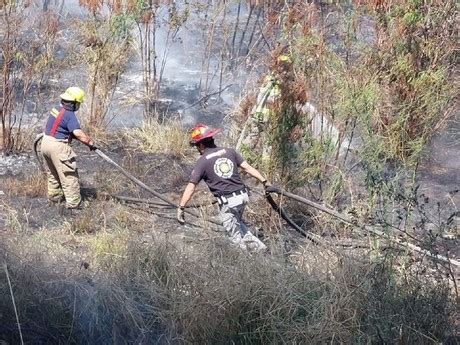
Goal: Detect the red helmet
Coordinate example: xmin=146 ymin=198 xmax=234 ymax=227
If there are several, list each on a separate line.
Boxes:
xmin=189 ymin=123 xmax=221 ymax=145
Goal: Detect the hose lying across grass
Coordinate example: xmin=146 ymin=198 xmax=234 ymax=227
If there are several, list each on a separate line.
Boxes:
xmin=265 ymin=186 xmax=460 ymax=268
xmin=94 ymin=148 xmax=223 ymax=226
xmin=33 ymin=134 xmax=460 ymax=268
xmin=34 ymin=133 xmax=221 ymax=224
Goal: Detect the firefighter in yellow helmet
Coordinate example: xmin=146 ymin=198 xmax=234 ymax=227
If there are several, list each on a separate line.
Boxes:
xmin=237 ymin=55 xmax=292 ymax=162
xmin=41 ymin=87 xmax=97 ymax=209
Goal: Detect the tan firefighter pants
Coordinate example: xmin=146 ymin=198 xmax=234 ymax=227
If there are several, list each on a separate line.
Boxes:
xmin=41 ymin=135 xmax=81 ymax=208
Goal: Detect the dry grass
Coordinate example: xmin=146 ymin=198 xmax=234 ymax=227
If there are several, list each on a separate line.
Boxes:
xmin=1 ymin=173 xmax=47 ymax=198
xmin=89 ymin=230 xmax=129 ymax=265
xmin=70 ymin=210 xmax=101 ymax=234
xmin=0 ymin=228 xmax=456 ymax=344
xmin=19 ymin=129 xmax=37 ymax=153
xmin=122 ymin=118 xmax=189 ymax=157
xmin=0 ymin=127 xmax=37 ymax=153
xmin=83 ymin=124 xmax=111 ymax=147
xmin=2 ymin=203 xmax=25 ymax=234
xmin=79 ymin=201 xmax=150 ymax=234
xmin=0 ymin=130 xmax=456 ymax=345
xmin=94 ymin=170 xmax=128 ymax=196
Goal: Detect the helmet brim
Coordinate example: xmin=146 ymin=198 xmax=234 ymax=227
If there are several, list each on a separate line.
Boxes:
xmin=60 ymin=92 xmax=73 ymax=101
xmin=60 ymin=93 xmax=83 ymax=103
xmin=190 ymin=128 xmax=221 ymax=145
xmin=60 ymin=91 xmax=84 ymax=103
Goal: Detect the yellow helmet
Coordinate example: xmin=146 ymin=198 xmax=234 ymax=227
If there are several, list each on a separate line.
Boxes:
xmin=277 ymin=55 xmax=291 ymax=63
xmin=60 ymin=87 xmax=85 ymax=103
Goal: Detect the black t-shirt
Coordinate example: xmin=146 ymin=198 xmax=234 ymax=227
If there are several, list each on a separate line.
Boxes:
xmin=190 ymin=147 xmax=245 ymax=196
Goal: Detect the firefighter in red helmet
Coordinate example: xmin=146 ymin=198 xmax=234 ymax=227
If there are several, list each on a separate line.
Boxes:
xmin=178 ymin=124 xmax=270 ymax=252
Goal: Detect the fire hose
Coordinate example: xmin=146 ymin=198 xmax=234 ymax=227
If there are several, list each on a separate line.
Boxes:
xmin=265 ymin=186 xmax=460 ymax=268
xmin=94 ymin=148 xmax=223 ymax=226
xmin=34 ymin=134 xmax=46 ymax=173
xmin=34 ymin=133 xmax=221 ymax=225
xmin=33 ymin=134 xmax=460 ymax=268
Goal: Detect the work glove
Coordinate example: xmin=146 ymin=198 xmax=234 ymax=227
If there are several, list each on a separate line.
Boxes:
xmin=88 ymin=143 xmax=98 ymax=151
xmin=177 ymin=206 xmax=185 ymax=225
xmin=264 ymin=185 xmax=277 ymax=194
xmin=262 ymin=179 xmax=271 ymax=194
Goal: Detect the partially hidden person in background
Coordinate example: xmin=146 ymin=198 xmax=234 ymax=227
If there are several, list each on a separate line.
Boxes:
xmin=41 ymin=86 xmax=97 ymax=209
xmin=178 ymin=123 xmax=270 ymax=252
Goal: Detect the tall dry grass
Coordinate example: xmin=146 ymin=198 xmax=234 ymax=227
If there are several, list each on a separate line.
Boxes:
xmin=122 ymin=118 xmax=189 ymax=157
xmin=0 ymin=234 xmax=456 ymax=344
xmin=1 ymin=173 xmax=47 ymax=198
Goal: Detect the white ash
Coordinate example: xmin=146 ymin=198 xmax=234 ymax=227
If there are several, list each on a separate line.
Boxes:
xmin=0 ymin=154 xmax=37 ymax=176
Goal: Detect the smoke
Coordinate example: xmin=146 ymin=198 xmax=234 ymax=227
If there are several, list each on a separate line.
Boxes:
xmin=105 ymin=1 xmax=254 ymax=128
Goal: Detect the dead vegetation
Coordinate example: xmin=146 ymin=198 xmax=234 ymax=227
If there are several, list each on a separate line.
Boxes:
xmin=1 ymin=127 xmax=457 ymax=342
xmin=0 ymin=0 xmax=459 ymax=343
xmin=122 ymin=117 xmax=189 ymax=157
xmin=0 ymin=224 xmax=457 ymax=344
xmin=1 ymin=174 xmax=47 ymax=198
xmin=0 ymin=147 xmax=458 ymax=343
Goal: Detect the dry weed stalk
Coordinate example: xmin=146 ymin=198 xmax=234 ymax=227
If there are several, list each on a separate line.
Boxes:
xmin=3 ymin=263 xmax=24 ymax=345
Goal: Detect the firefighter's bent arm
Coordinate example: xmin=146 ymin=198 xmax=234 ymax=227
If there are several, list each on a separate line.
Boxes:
xmin=239 ymin=161 xmax=267 ymax=184
xmin=179 ymin=182 xmax=196 ymax=208
xmin=73 ymin=129 xmax=94 ymax=147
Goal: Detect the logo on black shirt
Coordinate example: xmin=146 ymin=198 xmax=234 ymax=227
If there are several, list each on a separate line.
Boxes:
xmin=214 ymin=158 xmax=234 ymax=179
